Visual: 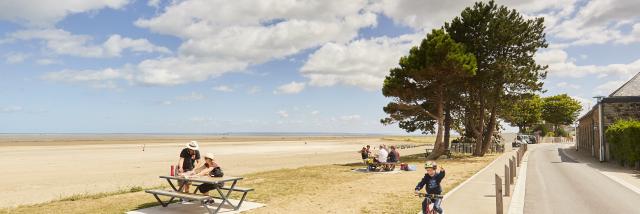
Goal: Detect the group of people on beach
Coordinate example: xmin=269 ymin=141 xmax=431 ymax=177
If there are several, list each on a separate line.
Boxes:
xmin=360 ymin=144 xmax=401 ymax=171
xmin=175 ymin=141 xmax=224 ymax=204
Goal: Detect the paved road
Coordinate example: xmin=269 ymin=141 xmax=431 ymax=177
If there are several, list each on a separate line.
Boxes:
xmin=524 ymin=144 xmax=640 ymax=214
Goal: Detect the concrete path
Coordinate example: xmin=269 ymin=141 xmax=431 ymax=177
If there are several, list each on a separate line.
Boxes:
xmin=442 ymin=148 xmax=517 ymax=213
xmin=127 ymin=199 xmax=264 ymax=214
xmin=523 ymin=143 xmax=640 ymax=214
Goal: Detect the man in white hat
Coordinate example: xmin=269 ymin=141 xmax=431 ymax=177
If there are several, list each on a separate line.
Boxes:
xmin=177 ymin=141 xmax=201 ymax=194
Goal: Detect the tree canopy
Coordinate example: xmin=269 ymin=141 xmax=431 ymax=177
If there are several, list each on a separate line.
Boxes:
xmin=444 ymin=0 xmax=547 ymax=155
xmin=502 ymin=94 xmax=543 ymax=133
xmin=382 ymin=29 xmax=476 ymax=159
xmin=542 ymin=94 xmax=582 ymax=126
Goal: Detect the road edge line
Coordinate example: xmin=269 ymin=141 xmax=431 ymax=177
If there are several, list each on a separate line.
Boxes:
xmin=507 ymin=150 xmax=530 ymax=214
xmin=559 ymin=146 xmax=640 ymax=195
xmin=444 ymin=151 xmax=508 ymax=199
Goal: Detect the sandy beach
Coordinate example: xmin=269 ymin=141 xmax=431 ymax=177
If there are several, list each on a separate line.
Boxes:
xmin=0 ymin=135 xmax=426 ymax=207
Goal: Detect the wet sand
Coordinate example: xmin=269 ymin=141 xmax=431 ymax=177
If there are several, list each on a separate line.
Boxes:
xmin=0 ymin=135 xmax=426 ymax=207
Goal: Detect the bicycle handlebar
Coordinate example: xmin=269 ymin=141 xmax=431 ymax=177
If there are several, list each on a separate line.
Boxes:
xmin=416 ymin=193 xmax=444 ymax=198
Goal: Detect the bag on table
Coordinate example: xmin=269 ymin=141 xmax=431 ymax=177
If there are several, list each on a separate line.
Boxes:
xmin=210 ymin=167 xmax=224 ymax=177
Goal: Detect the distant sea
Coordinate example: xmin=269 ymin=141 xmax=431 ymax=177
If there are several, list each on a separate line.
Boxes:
xmin=0 ymin=132 xmax=420 ymax=137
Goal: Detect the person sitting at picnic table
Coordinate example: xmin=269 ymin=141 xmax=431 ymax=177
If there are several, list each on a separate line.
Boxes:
xmin=375 ymin=145 xmax=388 ymax=163
xmin=387 ymin=146 xmax=400 ymax=163
xmin=193 ymin=153 xmax=224 ymax=204
xmin=177 ymin=141 xmax=201 ymax=195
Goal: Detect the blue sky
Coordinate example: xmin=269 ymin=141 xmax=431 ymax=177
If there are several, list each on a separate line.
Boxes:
xmin=1 ymin=0 xmax=639 ymax=134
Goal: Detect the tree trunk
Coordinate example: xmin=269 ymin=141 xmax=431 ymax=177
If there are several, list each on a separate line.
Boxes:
xmin=481 ymin=105 xmax=498 ymax=155
xmin=427 ymin=89 xmax=446 ymax=160
xmin=444 ymin=107 xmax=452 ymax=150
xmin=473 ymin=96 xmax=485 ymax=156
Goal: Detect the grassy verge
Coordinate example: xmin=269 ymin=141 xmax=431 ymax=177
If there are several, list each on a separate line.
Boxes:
xmin=1 ymin=153 xmax=498 ymax=214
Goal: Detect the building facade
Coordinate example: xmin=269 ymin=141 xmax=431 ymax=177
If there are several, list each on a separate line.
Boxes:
xmin=576 ymin=72 xmax=640 ymax=161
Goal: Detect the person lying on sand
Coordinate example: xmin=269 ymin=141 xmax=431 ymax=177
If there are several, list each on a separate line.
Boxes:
xmin=177 ymin=141 xmax=201 ymax=195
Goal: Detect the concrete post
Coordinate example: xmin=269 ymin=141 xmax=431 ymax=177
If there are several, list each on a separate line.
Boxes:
xmin=505 ymin=165 xmax=510 ymax=196
xmin=495 ymin=174 xmax=503 ymax=214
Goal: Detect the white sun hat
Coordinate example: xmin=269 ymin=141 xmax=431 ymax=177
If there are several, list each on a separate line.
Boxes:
xmin=186 ymin=141 xmax=200 ymax=150
xmin=204 ymin=153 xmax=215 ymax=160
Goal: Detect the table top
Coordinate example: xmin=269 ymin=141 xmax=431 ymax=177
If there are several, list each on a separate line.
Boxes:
xmin=160 ymin=175 xmax=243 ymax=184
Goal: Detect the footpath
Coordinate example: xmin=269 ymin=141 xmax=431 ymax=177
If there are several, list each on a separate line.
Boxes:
xmin=442 ymin=145 xmax=522 ymax=214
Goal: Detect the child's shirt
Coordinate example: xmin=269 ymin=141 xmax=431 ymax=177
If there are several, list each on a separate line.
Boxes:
xmin=415 ymin=170 xmax=446 ymax=194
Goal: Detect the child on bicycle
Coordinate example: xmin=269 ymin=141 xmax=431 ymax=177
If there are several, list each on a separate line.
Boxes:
xmin=415 ymin=161 xmax=445 ymax=214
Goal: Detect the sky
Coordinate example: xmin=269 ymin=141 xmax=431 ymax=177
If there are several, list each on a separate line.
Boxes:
xmin=0 ymin=0 xmax=639 ymax=134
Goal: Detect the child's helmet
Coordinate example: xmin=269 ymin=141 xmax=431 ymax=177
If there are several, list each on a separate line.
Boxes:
xmin=424 ymin=162 xmax=437 ymax=169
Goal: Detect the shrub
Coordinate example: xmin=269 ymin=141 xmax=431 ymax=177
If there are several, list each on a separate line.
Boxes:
xmin=554 ymin=127 xmax=569 ymax=137
xmin=605 ymin=120 xmax=640 ymax=165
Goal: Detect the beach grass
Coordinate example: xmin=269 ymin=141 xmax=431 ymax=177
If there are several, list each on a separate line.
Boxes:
xmin=0 ymin=153 xmax=497 ymax=214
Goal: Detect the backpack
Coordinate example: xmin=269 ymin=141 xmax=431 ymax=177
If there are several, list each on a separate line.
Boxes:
xmin=210 ymin=167 xmax=224 ymax=177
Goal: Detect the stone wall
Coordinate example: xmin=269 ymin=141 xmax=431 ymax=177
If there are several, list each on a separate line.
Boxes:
xmin=603 ymin=102 xmax=640 ymax=125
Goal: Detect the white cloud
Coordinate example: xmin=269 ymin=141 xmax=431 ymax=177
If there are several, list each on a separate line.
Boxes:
xmin=36 ymin=58 xmax=61 ymax=65
xmin=4 ymin=52 xmax=29 ymax=64
xmin=177 ymin=92 xmax=205 ymax=101
xmin=147 ymin=0 xmax=161 ymax=8
xmin=41 ymin=68 xmax=128 ymax=89
xmin=301 ymin=33 xmax=421 ymax=90
xmin=6 ymin=29 xmax=169 ymax=58
xmin=536 ymin=48 xmax=640 ymax=79
xmin=594 ymin=80 xmax=627 ymax=96
xmin=372 ymin=0 xmax=575 ymax=30
xmin=1 ymin=106 xmax=22 ymax=113
xmin=274 ymin=81 xmax=306 ymax=94
xmin=556 ymin=82 xmax=580 ymax=89
xmin=103 ymin=34 xmax=171 ymax=56
xmin=213 ymin=85 xmax=233 ymax=92
xmin=277 ymin=110 xmax=289 ymax=118
xmin=548 ymin=0 xmax=640 ymax=46
xmin=0 ymin=0 xmax=129 ymax=27
xmin=123 ymin=0 xmax=376 ymax=86
xmin=311 ymin=110 xmax=320 ymax=115
xmin=160 ymin=100 xmax=172 ymax=105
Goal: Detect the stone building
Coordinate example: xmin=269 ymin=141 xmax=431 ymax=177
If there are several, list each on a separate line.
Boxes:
xmin=576 ymin=72 xmax=640 ymax=161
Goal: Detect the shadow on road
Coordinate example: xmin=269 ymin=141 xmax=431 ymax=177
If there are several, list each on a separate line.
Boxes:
xmin=557 ymin=148 xmax=578 ymax=163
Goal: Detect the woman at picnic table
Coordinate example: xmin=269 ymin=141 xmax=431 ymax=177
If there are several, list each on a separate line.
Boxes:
xmin=180 ymin=153 xmax=223 ymax=205
xmin=177 ymin=141 xmax=201 ymax=195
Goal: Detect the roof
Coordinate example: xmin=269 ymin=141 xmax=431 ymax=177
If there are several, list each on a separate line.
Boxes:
xmin=610 ymin=72 xmax=640 ymax=97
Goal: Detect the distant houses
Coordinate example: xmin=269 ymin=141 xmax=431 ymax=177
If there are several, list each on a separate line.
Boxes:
xmin=576 ymin=72 xmax=640 ymax=161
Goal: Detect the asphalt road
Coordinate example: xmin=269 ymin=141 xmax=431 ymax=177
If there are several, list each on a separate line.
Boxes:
xmin=524 ymin=144 xmax=640 ymax=214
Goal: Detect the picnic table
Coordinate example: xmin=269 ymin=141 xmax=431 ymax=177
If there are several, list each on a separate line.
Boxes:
xmin=146 ymin=175 xmax=253 ymax=214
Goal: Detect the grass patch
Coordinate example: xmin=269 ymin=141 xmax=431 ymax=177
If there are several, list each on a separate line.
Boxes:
xmin=0 ymin=154 xmax=499 ymax=214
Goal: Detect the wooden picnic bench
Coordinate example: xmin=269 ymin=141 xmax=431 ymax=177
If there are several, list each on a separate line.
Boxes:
xmin=146 ymin=175 xmax=253 ymax=214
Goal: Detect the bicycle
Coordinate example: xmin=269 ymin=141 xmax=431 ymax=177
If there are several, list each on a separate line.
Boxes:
xmin=415 ymin=192 xmax=444 ymax=214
